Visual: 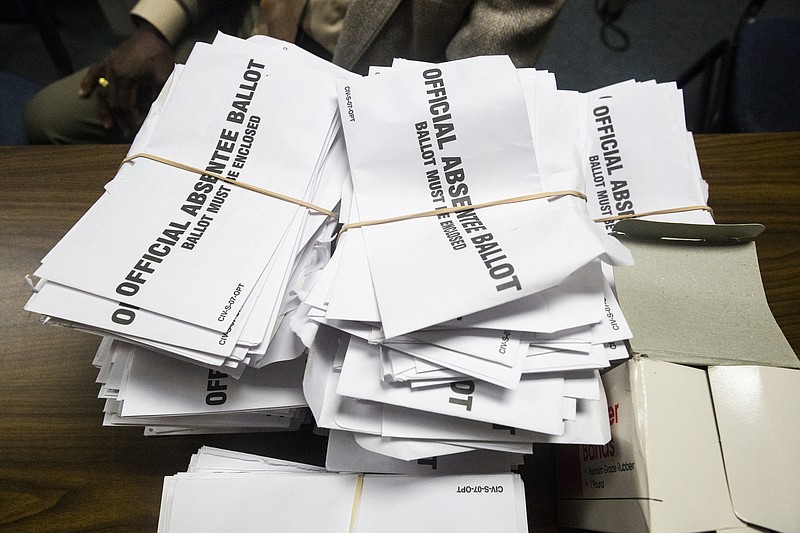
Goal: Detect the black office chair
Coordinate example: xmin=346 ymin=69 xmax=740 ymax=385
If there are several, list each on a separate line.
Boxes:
xmin=677 ymin=0 xmax=800 ymax=133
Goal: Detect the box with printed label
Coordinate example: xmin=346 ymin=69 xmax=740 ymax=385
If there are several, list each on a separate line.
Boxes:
xmin=556 ymin=358 xmax=800 ymax=533
xmin=556 ymin=221 xmax=800 ymax=532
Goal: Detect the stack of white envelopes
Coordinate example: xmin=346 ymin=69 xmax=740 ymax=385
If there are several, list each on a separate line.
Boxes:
xmin=582 ymin=79 xmax=714 ymax=234
xmin=158 ymin=446 xmax=529 ymax=533
xmin=26 ymin=33 xmax=351 ymax=374
xmin=298 ymin=56 xmax=712 ymax=465
xmin=24 ymin=34 xmax=355 ymax=432
xmin=25 ymin=33 xmax=712 ymax=448
xmin=94 ymin=338 xmax=308 ymax=434
xmin=299 ymin=56 xmax=633 ymax=464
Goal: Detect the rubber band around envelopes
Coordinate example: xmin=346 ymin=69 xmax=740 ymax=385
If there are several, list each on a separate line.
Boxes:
xmin=122 ymin=152 xmax=338 ymax=219
xmin=348 ymin=473 xmax=364 ymax=533
xmin=121 ymin=152 xmax=713 ymax=232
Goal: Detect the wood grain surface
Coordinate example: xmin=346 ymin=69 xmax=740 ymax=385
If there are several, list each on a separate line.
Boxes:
xmin=696 ymin=133 xmax=800 ymax=354
xmin=0 ymin=135 xmax=797 ymax=532
xmin=0 ymin=145 xmax=327 ymax=533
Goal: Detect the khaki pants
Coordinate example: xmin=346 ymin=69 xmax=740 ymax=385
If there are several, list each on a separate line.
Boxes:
xmin=24 ymin=1 xmax=259 ymax=144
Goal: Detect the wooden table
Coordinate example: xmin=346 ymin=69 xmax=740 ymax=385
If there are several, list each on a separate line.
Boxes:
xmin=1 ymin=135 xmax=798 ymax=532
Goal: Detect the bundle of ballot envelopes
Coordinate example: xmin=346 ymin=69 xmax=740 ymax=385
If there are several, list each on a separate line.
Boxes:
xmin=25 ymin=33 xmax=713 ymax=465
xmin=157 ymin=446 xmax=529 ymax=533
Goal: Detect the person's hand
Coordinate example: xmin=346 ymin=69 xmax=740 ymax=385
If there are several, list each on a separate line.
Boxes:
xmin=79 ymin=20 xmax=175 ymax=139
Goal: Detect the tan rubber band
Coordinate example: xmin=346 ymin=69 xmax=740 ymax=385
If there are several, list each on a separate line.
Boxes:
xmin=593 ymin=204 xmax=713 ymax=223
xmin=349 ymin=473 xmax=365 ymax=533
xmin=122 ymin=153 xmax=712 ymax=231
xmin=338 ymin=192 xmax=711 ymax=234
xmin=121 ymin=152 xmax=338 ymax=219
xmin=339 ymin=189 xmax=588 ymax=234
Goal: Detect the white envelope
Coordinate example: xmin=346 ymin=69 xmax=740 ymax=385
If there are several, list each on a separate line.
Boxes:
xmin=337 ymin=55 xmax=632 ymax=337
xmin=159 ymin=472 xmax=357 ymax=533
xmin=337 ymin=336 xmax=567 ymax=435
xmin=326 ymin=429 xmax=523 ymax=474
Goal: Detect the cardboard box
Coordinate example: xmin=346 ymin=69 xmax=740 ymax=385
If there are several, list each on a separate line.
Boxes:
xmin=556 ymin=221 xmax=800 ymax=532
xmin=557 ymin=358 xmax=800 ymax=533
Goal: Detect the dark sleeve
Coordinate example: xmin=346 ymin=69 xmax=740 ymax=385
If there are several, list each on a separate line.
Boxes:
xmin=446 ymin=0 xmax=565 ymax=67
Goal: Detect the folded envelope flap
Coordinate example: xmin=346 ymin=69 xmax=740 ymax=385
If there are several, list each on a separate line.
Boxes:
xmin=635 ymin=359 xmax=741 ymax=531
xmin=612 ymin=220 xmax=799 ymax=369
xmin=612 ymin=219 xmax=764 ymax=243
xmin=708 ymin=365 xmax=800 ymax=533
xmin=557 ymin=358 xmax=741 ymax=532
